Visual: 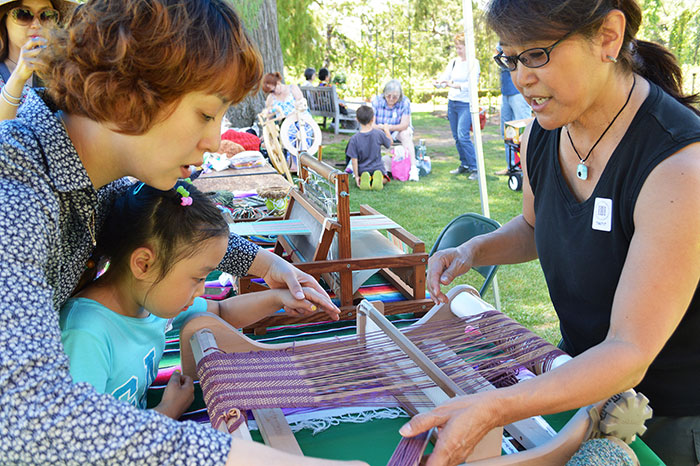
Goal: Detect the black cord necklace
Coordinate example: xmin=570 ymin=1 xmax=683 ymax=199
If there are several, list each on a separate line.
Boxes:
xmin=566 ymin=76 xmax=636 ymax=181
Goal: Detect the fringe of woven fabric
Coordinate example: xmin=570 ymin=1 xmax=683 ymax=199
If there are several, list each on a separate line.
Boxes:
xmin=246 ymin=406 xmax=409 ymax=435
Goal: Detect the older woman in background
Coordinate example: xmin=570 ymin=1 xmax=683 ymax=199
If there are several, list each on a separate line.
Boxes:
xmin=371 ymin=79 xmax=418 ymax=181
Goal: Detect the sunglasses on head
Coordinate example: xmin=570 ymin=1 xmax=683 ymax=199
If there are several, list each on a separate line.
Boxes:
xmin=493 ymin=30 xmax=575 ymax=72
xmin=8 ymin=7 xmax=60 ymax=26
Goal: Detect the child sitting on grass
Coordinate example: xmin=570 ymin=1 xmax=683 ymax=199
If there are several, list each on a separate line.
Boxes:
xmin=60 ymin=180 xmax=339 ymax=419
xmin=346 ymin=105 xmax=392 ymax=191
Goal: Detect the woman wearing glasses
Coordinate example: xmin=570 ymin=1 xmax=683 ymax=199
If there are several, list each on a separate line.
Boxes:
xmin=400 ymin=0 xmax=700 ymax=465
xmin=0 ymin=0 xmax=74 ymax=119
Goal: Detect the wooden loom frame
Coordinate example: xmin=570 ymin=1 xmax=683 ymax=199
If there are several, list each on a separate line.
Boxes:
xmin=180 ymin=285 xmax=609 ymax=465
xmin=238 ymin=153 xmax=432 ymax=333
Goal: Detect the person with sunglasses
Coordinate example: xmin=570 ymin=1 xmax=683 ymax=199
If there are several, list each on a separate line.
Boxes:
xmin=0 ymin=1 xmax=362 ymax=465
xmin=399 ymin=1 xmax=700 ymax=465
xmin=0 ymin=0 xmax=74 ymax=120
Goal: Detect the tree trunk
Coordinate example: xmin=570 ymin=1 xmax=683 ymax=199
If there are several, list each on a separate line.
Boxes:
xmin=227 ymin=0 xmax=284 ymax=128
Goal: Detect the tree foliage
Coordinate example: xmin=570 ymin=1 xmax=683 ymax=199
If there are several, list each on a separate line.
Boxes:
xmin=275 ymin=0 xmax=700 ymax=98
xmin=277 ymin=0 xmax=324 ymax=76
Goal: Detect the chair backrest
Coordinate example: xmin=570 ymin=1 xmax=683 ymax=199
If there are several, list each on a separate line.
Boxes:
xmin=300 ymin=85 xmax=338 ymax=118
xmin=429 ymin=213 xmax=501 ymax=296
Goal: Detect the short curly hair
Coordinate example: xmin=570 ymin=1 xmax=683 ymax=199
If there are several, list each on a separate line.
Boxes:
xmin=38 ymin=0 xmax=262 ymax=135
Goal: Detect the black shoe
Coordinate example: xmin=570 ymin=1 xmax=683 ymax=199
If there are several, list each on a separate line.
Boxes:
xmin=450 ymin=166 xmax=469 ymax=175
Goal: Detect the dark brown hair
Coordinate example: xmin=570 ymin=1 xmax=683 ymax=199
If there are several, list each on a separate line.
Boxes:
xmin=356 ymin=104 xmax=374 ymax=125
xmin=39 ymin=0 xmax=263 ymax=134
xmin=97 ymin=180 xmax=229 ymax=286
xmin=486 ymin=0 xmax=699 ymax=115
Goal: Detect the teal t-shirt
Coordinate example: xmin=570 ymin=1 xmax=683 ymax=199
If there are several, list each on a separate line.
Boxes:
xmin=59 ymin=296 xmax=208 ymax=409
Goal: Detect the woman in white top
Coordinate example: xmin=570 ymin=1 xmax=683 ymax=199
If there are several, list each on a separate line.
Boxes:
xmin=434 ymin=32 xmax=481 ymax=178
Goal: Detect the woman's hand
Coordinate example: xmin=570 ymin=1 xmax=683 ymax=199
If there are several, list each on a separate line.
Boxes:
xmin=399 ymin=393 xmax=500 ymax=466
xmin=426 ymin=243 xmax=475 ymax=304
xmin=279 ymin=286 xmax=340 ymax=320
xmin=14 ymin=37 xmax=48 ymax=83
xmin=253 ymin=250 xmax=340 ymax=313
xmin=154 ymin=371 xmax=194 ymax=419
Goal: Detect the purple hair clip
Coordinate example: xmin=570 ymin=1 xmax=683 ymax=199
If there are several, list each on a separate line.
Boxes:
xmin=176 ymin=186 xmax=193 ymax=206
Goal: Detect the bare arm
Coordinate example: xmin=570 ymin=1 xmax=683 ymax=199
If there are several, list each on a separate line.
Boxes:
xmin=247 ymin=248 xmax=335 ymax=304
xmin=352 ymin=158 xmax=360 ymax=187
xmin=427 ymin=124 xmax=539 ymax=303
xmin=403 ymin=141 xmax=700 ymax=466
xmin=290 ymin=84 xmax=304 ymax=101
xmin=387 ymin=114 xmax=410 ymax=133
xmin=207 ymin=286 xmax=339 ymax=327
xmin=0 ymin=38 xmax=46 ymax=120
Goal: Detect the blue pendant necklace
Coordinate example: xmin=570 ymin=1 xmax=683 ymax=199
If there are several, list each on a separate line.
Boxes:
xmin=566 ymin=76 xmax=636 ymax=181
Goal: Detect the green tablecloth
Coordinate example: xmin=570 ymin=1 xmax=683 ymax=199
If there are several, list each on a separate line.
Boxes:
xmin=249 ymin=412 xmax=663 ymax=465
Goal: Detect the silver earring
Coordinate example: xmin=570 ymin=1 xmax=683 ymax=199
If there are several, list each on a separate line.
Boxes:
xmin=607 ymin=55 xmax=618 ymax=63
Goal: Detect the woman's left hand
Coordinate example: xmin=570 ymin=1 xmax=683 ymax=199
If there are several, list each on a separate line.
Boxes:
xmin=399 ymin=392 xmax=500 ymax=466
xmin=280 ymin=286 xmax=340 ymax=320
xmin=257 ymin=251 xmax=340 ymax=314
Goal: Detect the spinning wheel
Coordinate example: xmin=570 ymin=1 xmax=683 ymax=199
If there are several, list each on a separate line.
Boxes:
xmin=258 ymin=113 xmax=294 ymax=184
xmin=279 ymin=112 xmax=322 ymax=157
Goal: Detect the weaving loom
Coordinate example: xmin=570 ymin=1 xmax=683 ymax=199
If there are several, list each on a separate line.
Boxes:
xmin=179 ymin=285 xmax=654 ymax=465
xmin=234 ymin=153 xmax=432 ymax=333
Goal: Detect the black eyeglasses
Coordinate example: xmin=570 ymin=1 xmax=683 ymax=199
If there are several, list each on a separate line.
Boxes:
xmin=8 ymin=7 xmax=60 ymax=27
xmin=493 ymin=31 xmax=574 ymax=72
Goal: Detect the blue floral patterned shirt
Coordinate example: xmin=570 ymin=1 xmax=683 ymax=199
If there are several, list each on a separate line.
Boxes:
xmin=0 ymin=89 xmax=259 ymax=464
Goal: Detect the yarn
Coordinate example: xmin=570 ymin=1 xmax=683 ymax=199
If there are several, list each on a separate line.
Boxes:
xmin=222 ymin=129 xmax=261 ymax=151
xmin=566 ymin=438 xmax=638 ymax=466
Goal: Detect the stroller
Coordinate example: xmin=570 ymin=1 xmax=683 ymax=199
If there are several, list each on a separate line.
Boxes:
xmin=503 ymin=118 xmax=533 ymax=191
xmin=504 ymin=140 xmax=523 ymax=191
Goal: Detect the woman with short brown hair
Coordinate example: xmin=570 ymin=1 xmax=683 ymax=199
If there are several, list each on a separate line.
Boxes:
xmin=0 ymin=1 xmax=355 ymax=465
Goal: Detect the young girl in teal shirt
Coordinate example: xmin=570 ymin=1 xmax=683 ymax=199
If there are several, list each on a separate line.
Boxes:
xmin=60 ymin=180 xmax=338 ymax=419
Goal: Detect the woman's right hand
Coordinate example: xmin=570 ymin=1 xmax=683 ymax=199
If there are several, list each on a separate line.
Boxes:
xmin=14 ymin=37 xmax=48 ymax=83
xmin=426 ymin=243 xmax=475 ymax=304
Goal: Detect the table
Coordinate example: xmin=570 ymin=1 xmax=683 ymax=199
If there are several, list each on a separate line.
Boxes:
xmin=192 ymin=163 xmax=292 ymax=194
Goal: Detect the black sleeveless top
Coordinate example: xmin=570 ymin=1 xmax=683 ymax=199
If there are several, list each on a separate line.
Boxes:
xmin=527 ymin=81 xmax=700 ymax=417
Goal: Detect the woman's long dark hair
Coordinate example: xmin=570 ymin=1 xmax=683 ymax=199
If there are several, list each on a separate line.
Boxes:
xmin=486 ymin=0 xmax=699 ymax=116
xmin=0 ymin=1 xmax=21 ymax=61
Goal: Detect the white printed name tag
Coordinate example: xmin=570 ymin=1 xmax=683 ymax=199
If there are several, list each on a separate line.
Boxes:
xmin=592 ymin=197 xmax=613 ymax=232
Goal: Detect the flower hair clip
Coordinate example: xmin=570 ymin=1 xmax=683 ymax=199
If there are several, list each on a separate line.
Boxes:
xmin=176 ymin=186 xmax=193 ymax=206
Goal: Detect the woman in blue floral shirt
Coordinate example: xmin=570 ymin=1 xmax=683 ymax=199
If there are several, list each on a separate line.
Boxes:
xmin=0 ymin=1 xmax=357 ymax=465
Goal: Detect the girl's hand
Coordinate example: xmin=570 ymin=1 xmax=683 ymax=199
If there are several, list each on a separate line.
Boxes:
xmin=153 ymin=371 xmax=194 ymax=419
xmin=14 ymin=37 xmax=47 ymax=83
xmin=279 ymin=286 xmax=340 ymax=321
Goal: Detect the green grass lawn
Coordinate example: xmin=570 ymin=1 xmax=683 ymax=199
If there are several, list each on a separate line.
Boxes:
xmin=315 ymin=111 xmax=561 ymax=344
